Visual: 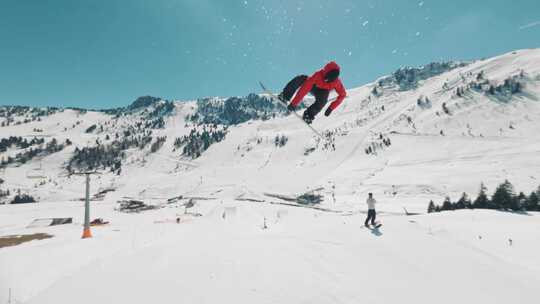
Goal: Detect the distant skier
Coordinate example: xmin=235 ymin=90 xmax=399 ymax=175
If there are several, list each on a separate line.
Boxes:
xmin=278 ymin=61 xmax=347 ymax=124
xmin=365 ymin=193 xmax=377 ymax=227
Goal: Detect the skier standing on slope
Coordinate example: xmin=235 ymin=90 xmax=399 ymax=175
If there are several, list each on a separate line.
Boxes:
xmin=278 ymin=61 xmax=347 ymax=124
xmin=365 ymin=193 xmax=377 ymax=227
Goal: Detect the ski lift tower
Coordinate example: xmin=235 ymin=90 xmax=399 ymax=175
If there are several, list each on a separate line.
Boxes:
xmin=72 ymin=171 xmax=101 ymax=239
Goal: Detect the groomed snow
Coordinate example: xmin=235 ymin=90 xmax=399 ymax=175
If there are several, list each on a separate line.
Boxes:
xmin=1 ymin=201 xmax=539 ymax=303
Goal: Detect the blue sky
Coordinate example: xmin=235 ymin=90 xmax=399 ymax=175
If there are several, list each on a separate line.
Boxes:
xmin=1 ymin=0 xmax=539 ymax=108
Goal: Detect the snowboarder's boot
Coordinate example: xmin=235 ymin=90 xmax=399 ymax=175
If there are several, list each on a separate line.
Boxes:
xmin=302 ymin=111 xmax=314 ymax=125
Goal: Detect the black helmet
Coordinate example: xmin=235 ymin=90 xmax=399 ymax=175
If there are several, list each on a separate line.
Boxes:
xmin=324 ymin=69 xmax=340 ymax=83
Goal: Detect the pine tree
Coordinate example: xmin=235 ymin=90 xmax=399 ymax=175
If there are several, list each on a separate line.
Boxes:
xmin=516 ymin=192 xmax=527 ymax=211
xmin=427 ymin=200 xmax=436 ymax=213
xmin=476 ymin=71 xmax=484 ymax=81
xmin=491 ymin=180 xmax=515 ymax=210
xmin=441 ymin=196 xmax=453 ymax=211
xmin=525 ymin=191 xmax=539 ymax=211
xmin=455 ymin=192 xmax=471 ymax=210
xmin=473 ymin=182 xmax=490 ymax=209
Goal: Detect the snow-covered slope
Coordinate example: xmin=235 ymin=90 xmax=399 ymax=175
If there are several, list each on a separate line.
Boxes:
xmin=2 ymin=201 xmax=539 ymax=304
xmin=1 ymin=49 xmax=540 ymax=303
xmin=2 ymin=49 xmax=540 ymax=210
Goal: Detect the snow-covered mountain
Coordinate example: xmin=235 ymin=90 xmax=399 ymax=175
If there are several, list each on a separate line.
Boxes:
xmin=2 ymin=49 xmax=540 ymax=304
xmin=1 ymin=48 xmax=539 ymax=210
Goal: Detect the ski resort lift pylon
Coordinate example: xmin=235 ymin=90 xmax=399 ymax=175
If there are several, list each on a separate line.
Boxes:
xmin=71 ymin=170 xmax=102 ymax=239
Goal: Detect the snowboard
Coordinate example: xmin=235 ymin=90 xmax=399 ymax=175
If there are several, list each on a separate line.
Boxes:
xmin=259 ymin=81 xmax=326 ymax=140
xmin=365 ymin=223 xmax=382 ymax=229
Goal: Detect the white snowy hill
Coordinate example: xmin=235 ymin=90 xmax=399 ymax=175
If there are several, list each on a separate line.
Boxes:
xmin=1 ymin=49 xmax=540 ymax=303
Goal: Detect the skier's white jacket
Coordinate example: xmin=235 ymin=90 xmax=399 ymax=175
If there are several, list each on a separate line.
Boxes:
xmin=366 ymin=198 xmax=376 ymax=210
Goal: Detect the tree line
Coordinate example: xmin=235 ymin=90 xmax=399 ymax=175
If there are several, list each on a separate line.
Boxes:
xmin=428 ymin=180 xmax=540 ymax=213
xmin=189 ymin=93 xmax=285 ymax=126
xmin=0 ymin=136 xmax=45 ymax=152
xmin=1 ymin=138 xmax=70 ymax=169
xmin=174 ymin=126 xmax=228 ymax=159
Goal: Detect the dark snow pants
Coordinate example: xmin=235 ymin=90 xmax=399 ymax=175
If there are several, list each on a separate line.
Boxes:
xmin=281 ymin=75 xmax=330 ymax=119
xmin=365 ymin=209 xmax=376 ymax=226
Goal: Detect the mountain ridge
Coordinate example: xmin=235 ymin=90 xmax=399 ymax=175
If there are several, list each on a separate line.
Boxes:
xmin=0 ymin=48 xmax=539 ymax=211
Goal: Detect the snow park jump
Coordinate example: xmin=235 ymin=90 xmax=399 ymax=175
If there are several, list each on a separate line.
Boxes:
xmin=1 ymin=1 xmax=540 ymax=303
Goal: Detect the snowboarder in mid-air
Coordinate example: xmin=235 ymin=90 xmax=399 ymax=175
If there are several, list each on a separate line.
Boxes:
xmin=278 ymin=61 xmax=347 ymax=124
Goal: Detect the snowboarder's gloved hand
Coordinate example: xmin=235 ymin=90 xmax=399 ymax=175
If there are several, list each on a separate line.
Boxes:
xmin=287 ymin=103 xmax=296 ymax=111
xmin=324 ymin=107 xmax=333 ymax=117
xmin=302 ymin=111 xmax=314 ymax=124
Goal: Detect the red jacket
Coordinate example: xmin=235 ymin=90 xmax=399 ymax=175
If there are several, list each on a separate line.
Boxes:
xmin=290 ymin=61 xmax=347 ymax=110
